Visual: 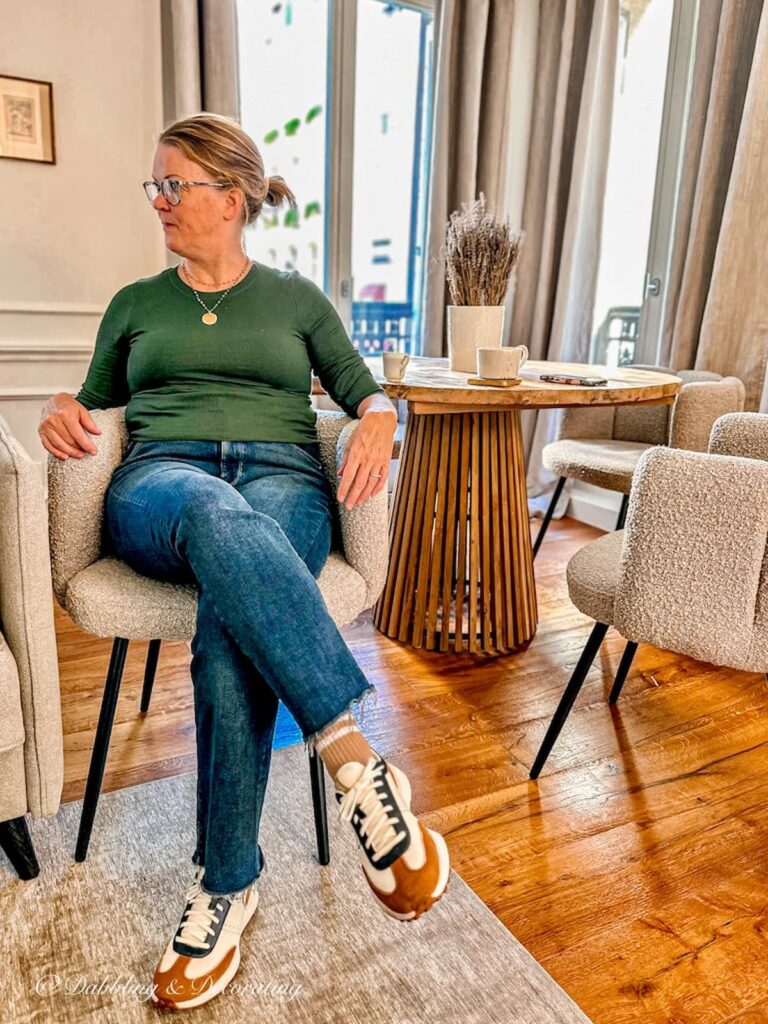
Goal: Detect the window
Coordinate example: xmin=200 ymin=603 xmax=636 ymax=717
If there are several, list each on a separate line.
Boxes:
xmin=350 ymin=2 xmax=434 ymax=355
xmin=590 ymin=0 xmax=698 ymax=367
xmin=237 ymin=0 xmax=434 ymax=356
xmin=237 ymin=0 xmax=330 ymax=284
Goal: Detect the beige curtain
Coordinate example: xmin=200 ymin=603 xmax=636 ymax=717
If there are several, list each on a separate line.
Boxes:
xmin=509 ymin=0 xmax=619 ymax=500
xmin=161 ymin=0 xmax=241 ymax=123
xmin=422 ymin=0 xmax=522 ymax=358
xmin=662 ymin=0 xmax=768 ymax=411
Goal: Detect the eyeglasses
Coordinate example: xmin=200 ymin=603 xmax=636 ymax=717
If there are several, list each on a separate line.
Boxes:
xmin=142 ymin=177 xmax=233 ymax=206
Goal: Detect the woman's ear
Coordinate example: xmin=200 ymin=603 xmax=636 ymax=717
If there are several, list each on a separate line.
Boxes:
xmin=223 ymin=186 xmax=243 ymax=222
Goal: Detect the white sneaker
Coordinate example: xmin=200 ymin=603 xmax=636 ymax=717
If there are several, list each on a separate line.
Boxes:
xmin=151 ymin=865 xmax=259 ymax=1010
xmin=335 ymin=754 xmax=451 ymax=921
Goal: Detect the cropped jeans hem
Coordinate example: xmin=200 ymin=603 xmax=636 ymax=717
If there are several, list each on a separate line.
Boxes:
xmin=303 ymin=682 xmax=379 ymax=757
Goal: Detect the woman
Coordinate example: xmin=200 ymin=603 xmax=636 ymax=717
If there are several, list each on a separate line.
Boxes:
xmin=38 ymin=112 xmax=450 ymax=1011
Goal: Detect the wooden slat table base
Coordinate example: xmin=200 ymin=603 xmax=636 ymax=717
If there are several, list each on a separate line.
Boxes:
xmin=373 ymin=408 xmax=538 ymax=656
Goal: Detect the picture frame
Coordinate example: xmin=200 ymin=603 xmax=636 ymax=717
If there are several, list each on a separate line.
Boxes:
xmin=0 ymin=74 xmax=55 ymax=164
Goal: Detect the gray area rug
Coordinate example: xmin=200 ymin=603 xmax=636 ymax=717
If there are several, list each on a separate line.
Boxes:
xmin=2 ymin=743 xmax=591 ymax=1023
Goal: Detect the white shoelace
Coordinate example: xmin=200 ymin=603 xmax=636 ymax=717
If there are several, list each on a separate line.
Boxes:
xmin=176 ymin=874 xmax=226 ymax=950
xmin=338 ymin=760 xmax=407 ymax=862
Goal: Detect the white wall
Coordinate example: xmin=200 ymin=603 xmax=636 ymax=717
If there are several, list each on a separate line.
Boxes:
xmin=0 ymin=0 xmax=166 ymax=466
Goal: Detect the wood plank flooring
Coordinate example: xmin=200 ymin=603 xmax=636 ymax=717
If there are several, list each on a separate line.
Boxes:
xmin=54 ymin=516 xmax=768 ymax=1024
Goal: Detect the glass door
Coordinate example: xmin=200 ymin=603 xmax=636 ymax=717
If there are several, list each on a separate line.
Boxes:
xmin=237 ymin=0 xmax=330 ymax=285
xmin=589 ymin=0 xmax=696 ymax=368
xmin=349 ymin=0 xmax=434 ymax=355
xmin=237 ymin=0 xmax=435 ymax=354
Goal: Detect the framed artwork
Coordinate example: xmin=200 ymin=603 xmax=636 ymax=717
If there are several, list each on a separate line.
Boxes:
xmin=0 ymin=75 xmax=55 ymax=164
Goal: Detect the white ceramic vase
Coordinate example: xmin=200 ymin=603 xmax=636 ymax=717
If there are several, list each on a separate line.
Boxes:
xmin=446 ymin=305 xmax=506 ymax=373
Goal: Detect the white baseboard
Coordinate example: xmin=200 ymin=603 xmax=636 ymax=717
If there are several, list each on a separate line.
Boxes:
xmin=566 ymin=482 xmax=623 ymax=532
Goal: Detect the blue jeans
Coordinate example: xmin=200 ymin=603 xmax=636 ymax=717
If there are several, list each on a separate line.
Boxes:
xmin=104 ymin=439 xmax=378 ymax=896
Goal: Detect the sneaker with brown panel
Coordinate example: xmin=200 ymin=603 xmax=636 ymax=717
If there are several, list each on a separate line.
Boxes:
xmin=151 ymin=864 xmax=259 ymax=1011
xmin=334 ymin=753 xmax=451 ymax=921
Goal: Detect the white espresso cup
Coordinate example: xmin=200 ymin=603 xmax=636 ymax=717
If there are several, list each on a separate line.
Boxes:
xmin=383 ymin=352 xmax=410 ymax=382
xmin=476 ymin=345 xmax=528 ymax=380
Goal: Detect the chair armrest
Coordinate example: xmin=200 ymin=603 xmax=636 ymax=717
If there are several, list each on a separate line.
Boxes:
xmin=709 ymin=412 xmax=768 ymax=461
xmin=47 ymin=407 xmax=127 ymax=607
xmin=668 ymin=376 xmax=745 ymax=451
xmin=613 ymin=446 xmax=768 ymax=668
xmin=0 ymin=416 xmax=64 ymax=817
xmin=328 ymin=418 xmax=389 ymax=609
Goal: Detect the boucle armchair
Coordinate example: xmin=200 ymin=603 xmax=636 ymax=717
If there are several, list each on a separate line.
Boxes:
xmin=532 ymin=367 xmax=745 ymax=556
xmin=0 ymin=413 xmax=64 ymax=879
xmin=530 ymin=411 xmax=768 ymax=779
xmin=46 ymin=407 xmax=389 ymax=863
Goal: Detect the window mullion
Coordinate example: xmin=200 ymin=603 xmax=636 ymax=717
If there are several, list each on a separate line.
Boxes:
xmin=326 ymin=0 xmax=357 ymax=322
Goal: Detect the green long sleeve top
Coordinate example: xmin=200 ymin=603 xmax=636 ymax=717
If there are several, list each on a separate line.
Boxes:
xmin=74 ymin=261 xmax=387 ymax=443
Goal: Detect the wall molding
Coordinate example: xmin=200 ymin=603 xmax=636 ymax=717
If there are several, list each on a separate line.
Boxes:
xmin=0 ymin=387 xmax=74 ymax=400
xmin=0 ymin=342 xmax=92 ymax=361
xmin=0 ymin=301 xmax=104 ymax=315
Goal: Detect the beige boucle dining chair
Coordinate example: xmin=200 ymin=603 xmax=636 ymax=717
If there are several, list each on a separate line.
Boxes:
xmin=530 ymin=411 xmax=768 ymax=779
xmin=532 ymin=367 xmax=746 ymax=556
xmin=46 ymin=407 xmax=389 ymax=865
xmin=0 ymin=414 xmax=64 ymax=879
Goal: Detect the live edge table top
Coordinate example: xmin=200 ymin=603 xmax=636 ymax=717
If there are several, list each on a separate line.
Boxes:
xmin=365 ymin=356 xmax=682 ymax=412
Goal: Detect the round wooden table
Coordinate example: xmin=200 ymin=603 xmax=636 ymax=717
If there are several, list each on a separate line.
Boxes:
xmin=365 ymin=356 xmax=681 ymax=657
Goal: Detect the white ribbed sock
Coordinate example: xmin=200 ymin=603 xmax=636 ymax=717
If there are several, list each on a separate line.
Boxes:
xmin=312 ymin=712 xmax=376 ymax=781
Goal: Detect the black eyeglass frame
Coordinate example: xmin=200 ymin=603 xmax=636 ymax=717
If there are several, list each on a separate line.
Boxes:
xmin=142 ymin=177 xmax=234 ymax=206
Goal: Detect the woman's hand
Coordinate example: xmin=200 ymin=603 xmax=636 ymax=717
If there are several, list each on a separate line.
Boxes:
xmin=337 ymin=395 xmax=398 ymax=510
xmin=38 ymin=393 xmax=101 ymax=461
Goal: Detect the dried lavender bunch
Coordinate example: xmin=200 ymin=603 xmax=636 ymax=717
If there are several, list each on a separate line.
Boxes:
xmin=443 ymin=192 xmax=524 ymax=306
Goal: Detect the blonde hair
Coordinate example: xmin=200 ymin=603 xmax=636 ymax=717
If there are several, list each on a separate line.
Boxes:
xmin=157 ymin=111 xmax=297 ymax=228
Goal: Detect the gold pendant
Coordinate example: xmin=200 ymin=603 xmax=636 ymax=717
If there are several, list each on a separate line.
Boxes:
xmin=202 ymin=311 xmax=218 ymax=325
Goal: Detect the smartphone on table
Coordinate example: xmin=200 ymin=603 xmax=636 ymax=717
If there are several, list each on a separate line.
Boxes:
xmin=538 ymin=373 xmax=608 ymax=386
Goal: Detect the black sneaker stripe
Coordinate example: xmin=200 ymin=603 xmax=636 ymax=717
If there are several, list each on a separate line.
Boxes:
xmin=338 ymin=758 xmax=411 ymax=871
xmin=173 ymin=896 xmax=231 ymax=958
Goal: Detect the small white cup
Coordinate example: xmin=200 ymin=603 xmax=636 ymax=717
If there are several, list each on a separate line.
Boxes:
xmin=383 ymin=352 xmax=410 ymax=382
xmin=476 ymin=345 xmax=528 ymax=380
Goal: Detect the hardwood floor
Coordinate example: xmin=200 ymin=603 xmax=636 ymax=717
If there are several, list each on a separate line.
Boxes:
xmin=55 ymin=516 xmax=768 ymax=1024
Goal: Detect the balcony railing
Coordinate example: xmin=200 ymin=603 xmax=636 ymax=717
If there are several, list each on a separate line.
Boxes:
xmin=590 ymin=305 xmax=640 ymax=366
xmin=351 ymin=301 xmax=416 ymax=356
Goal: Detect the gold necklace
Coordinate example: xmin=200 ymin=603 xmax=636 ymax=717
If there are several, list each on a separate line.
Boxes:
xmin=182 ymin=257 xmax=249 ymax=288
xmin=181 ymin=255 xmax=252 ymax=325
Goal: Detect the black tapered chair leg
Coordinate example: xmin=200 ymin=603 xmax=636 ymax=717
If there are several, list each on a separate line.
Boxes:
xmin=609 ymin=641 xmax=638 ymax=704
xmin=616 ymin=493 xmax=630 ymax=530
xmin=0 ymin=815 xmax=40 ymax=879
xmin=533 ymin=477 xmax=566 ymax=559
xmin=530 ymin=622 xmax=610 ymax=779
xmin=308 ymin=748 xmax=330 ymax=865
xmin=75 ymin=637 xmax=130 ymax=862
xmin=140 ymin=638 xmax=162 ymax=713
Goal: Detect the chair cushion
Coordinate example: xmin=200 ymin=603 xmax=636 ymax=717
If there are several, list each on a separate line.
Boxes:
xmin=566 ymin=529 xmax=624 ymax=624
xmin=542 ymin=439 xmax=651 ymax=493
xmin=63 ymin=553 xmax=369 ymax=640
